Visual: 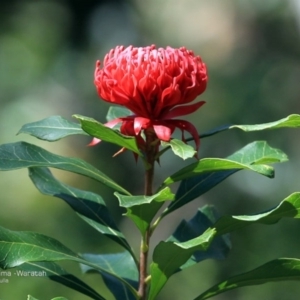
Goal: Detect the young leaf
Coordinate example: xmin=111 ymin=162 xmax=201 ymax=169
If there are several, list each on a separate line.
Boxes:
xmin=148 ymin=228 xmax=216 ymax=300
xmin=21 ymin=261 xmax=105 ymax=300
xmin=124 ymin=201 xmax=164 ymax=237
xmin=29 ymin=167 xmax=133 ymax=255
xmin=164 ymin=141 xmax=288 ymax=215
xmin=214 ymin=192 xmax=300 ymax=236
xmin=168 ymin=205 xmax=231 ymax=269
xmin=81 ymin=252 xmax=138 ymax=300
xmin=162 ymin=157 xmax=274 ymax=186
xmin=161 ymin=139 xmax=196 ymax=160
xmin=115 ymin=188 xmax=174 ymax=236
xmin=115 ymin=187 xmax=174 ymax=208
xmin=106 ymin=106 xmax=132 ymax=122
xmin=18 ymin=116 xmax=87 ymax=141
xmin=195 ymin=258 xmax=300 ymax=300
xmin=73 ymin=115 xmax=142 ymax=156
xmin=0 ymin=142 xmax=130 ymax=195
xmin=0 ymin=226 xmax=137 ymax=297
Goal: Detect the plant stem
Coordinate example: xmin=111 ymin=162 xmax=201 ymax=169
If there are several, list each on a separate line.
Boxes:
xmin=138 ymin=130 xmax=157 ymax=299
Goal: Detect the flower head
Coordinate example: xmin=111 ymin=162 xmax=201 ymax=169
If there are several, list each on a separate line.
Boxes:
xmin=93 ymin=45 xmax=208 ymax=152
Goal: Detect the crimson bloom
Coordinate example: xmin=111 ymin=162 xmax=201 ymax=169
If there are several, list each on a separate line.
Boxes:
xmin=93 ymin=45 xmax=208 ymax=152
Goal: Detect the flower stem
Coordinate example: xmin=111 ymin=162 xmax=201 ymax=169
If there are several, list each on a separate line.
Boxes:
xmin=138 ymin=130 xmax=157 ymax=299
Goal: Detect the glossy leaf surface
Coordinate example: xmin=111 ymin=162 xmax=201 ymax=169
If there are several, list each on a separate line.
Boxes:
xmin=161 ymin=139 xmax=196 ymax=160
xmin=213 ymin=192 xmax=300 ymax=236
xmin=0 ymin=142 xmax=130 ymax=195
xmin=168 ymin=205 xmax=231 ymax=269
xmin=22 ymin=261 xmax=104 ymax=300
xmin=29 ymin=167 xmax=133 ymax=254
xmin=230 ymin=114 xmax=300 ymax=131
xmin=198 ymin=114 xmax=300 ymax=140
xmin=164 ymin=141 xmax=287 ymax=215
xmin=148 ymin=228 xmax=216 ymax=300
xmin=18 ymin=116 xmax=86 ymax=141
xmin=81 ymin=252 xmax=138 ymax=300
xmin=115 ymin=188 xmax=174 ymax=236
xmin=0 ymin=226 xmax=137 ymax=297
xmin=195 ymin=258 xmax=300 ymax=300
xmin=163 ymin=157 xmax=274 ymax=186
xmin=73 ymin=115 xmax=142 ymax=156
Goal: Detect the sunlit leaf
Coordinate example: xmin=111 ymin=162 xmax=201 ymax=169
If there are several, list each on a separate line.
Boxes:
xmin=164 ymin=141 xmax=287 ymax=215
xmin=230 ymin=114 xmax=300 ymax=131
xmin=195 ymin=258 xmax=300 ymax=300
xmin=148 ymin=228 xmax=216 ymax=300
xmin=115 ymin=188 xmax=174 ymax=236
xmin=162 ymin=157 xmax=274 ymax=186
xmin=161 ymin=139 xmax=196 ymax=160
xmin=73 ymin=115 xmax=142 ymax=156
xmin=18 ymin=116 xmax=87 ymax=141
xmin=214 ymin=192 xmax=300 ymax=236
xmin=197 ymin=114 xmax=300 ymax=140
xmin=0 ymin=141 xmax=130 ymax=195
xmin=29 ymin=167 xmax=133 ymax=255
xmin=115 ymin=187 xmax=174 ymax=208
xmin=81 ymin=252 xmax=138 ymax=300
xmin=168 ymin=205 xmax=231 ymax=269
xmin=0 ymin=226 xmax=137 ymax=297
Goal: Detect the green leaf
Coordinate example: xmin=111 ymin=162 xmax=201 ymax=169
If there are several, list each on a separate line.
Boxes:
xmin=0 ymin=226 xmax=137 ymax=298
xmin=0 ymin=141 xmax=130 ymax=195
xmin=230 ymin=114 xmax=300 ymax=132
xmin=18 ymin=116 xmax=87 ymax=141
xmin=126 ymin=202 xmax=164 ymax=237
xmin=81 ymin=252 xmax=138 ymax=300
xmin=106 ymin=106 xmax=132 ymax=122
xmin=0 ymin=226 xmax=79 ymax=268
xmin=195 ymin=258 xmax=300 ymax=300
xmin=162 ymin=157 xmax=275 ymax=186
xmin=115 ymin=187 xmax=174 ymax=208
xmin=164 ymin=141 xmax=288 ymax=216
xmin=22 ymin=261 xmax=105 ymax=300
xmin=28 ymin=297 xmax=69 ymax=300
xmin=214 ymin=192 xmax=300 ymax=236
xmin=29 ymin=167 xmax=134 ymax=255
xmin=196 ymin=114 xmax=300 ymax=141
xmin=148 ymin=228 xmax=216 ymax=300
xmin=161 ymin=139 xmax=196 ymax=160
xmin=115 ymin=188 xmax=174 ymax=236
xmin=168 ymin=205 xmax=231 ymax=270
xmin=73 ymin=115 xmax=142 ymax=156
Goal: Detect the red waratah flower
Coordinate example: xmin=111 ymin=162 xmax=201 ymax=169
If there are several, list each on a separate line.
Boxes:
xmin=92 ymin=45 xmax=208 ymax=152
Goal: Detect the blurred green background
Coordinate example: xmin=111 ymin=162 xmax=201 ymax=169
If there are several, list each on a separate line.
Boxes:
xmin=1 ymin=0 xmax=300 ymax=299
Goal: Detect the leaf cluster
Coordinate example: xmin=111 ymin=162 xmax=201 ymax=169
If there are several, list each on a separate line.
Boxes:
xmin=1 ymin=110 xmax=300 ymax=299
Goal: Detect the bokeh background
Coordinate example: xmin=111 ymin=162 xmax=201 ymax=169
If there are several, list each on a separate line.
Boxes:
xmin=1 ymin=0 xmax=300 ymax=299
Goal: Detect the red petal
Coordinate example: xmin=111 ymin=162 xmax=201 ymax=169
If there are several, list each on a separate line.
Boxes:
xmin=168 ymin=119 xmax=200 ymax=151
xmin=134 ymin=117 xmax=150 ymax=135
xmin=153 ymin=124 xmax=172 ymax=141
xmin=162 ymin=101 xmax=205 ymax=119
xmin=88 ymin=137 xmax=101 ymax=146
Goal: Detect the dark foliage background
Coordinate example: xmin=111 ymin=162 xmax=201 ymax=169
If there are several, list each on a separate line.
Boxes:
xmin=0 ymin=0 xmax=300 ymax=299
